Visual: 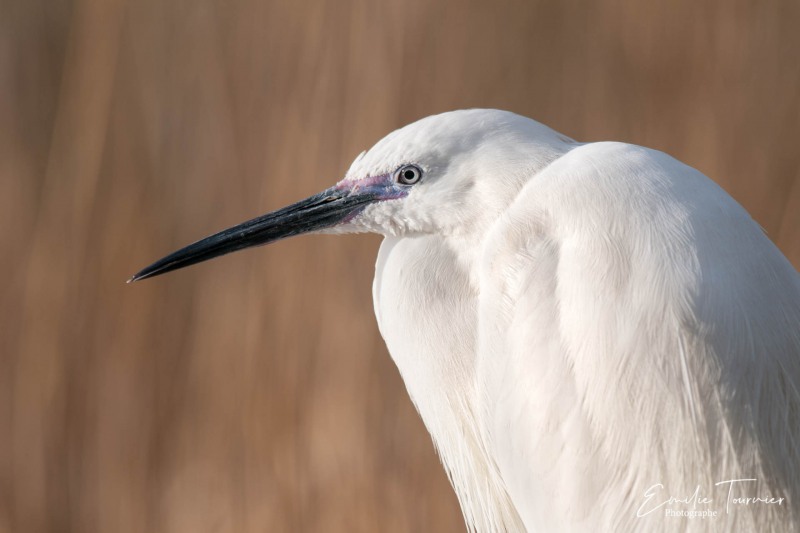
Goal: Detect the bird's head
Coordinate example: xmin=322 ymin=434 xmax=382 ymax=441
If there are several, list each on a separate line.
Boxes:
xmin=130 ymin=109 xmax=571 ymax=282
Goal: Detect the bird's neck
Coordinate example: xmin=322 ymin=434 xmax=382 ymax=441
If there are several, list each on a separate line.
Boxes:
xmin=373 ymin=234 xmax=525 ymax=530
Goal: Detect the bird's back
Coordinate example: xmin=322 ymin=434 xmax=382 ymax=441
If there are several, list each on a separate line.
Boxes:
xmin=478 ymin=141 xmax=800 ymax=531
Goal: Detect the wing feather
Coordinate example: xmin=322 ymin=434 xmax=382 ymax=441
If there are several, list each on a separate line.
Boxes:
xmin=478 ymin=142 xmax=800 ymax=531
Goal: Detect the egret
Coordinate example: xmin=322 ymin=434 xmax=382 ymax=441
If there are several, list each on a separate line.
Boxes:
xmin=131 ymin=109 xmax=800 ymax=532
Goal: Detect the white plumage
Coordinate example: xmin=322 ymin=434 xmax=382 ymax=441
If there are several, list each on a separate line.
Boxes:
xmin=358 ymin=110 xmax=800 ymax=531
xmin=134 ymin=109 xmax=800 ymax=532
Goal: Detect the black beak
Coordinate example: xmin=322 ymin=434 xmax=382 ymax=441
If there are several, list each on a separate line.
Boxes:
xmin=129 ymin=186 xmax=374 ymax=282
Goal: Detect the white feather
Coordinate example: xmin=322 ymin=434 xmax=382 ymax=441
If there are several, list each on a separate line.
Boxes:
xmin=352 ymin=110 xmax=800 ymax=531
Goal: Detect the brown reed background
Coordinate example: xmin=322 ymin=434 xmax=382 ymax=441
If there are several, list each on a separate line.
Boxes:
xmin=1 ymin=0 xmax=799 ymax=531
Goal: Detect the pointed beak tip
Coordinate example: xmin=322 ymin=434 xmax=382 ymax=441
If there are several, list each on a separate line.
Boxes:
xmin=127 ymin=271 xmax=148 ymax=284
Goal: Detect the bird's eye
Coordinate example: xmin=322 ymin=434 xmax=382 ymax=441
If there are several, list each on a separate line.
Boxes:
xmin=394 ymin=164 xmax=422 ymax=185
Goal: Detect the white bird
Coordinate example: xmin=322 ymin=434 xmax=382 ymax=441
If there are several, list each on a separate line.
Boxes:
xmin=131 ymin=109 xmax=800 ymax=532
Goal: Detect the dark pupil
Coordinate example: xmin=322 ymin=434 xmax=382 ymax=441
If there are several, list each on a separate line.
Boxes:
xmin=403 ymin=169 xmax=416 ymax=181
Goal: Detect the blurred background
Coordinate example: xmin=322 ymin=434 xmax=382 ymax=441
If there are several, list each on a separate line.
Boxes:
xmin=1 ymin=0 xmax=799 ymax=531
